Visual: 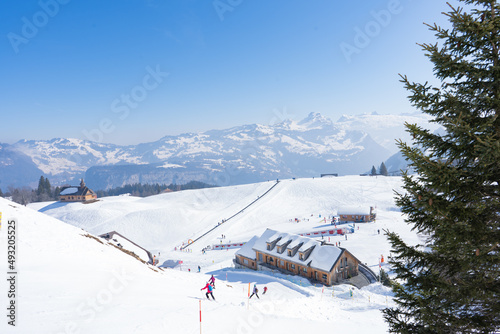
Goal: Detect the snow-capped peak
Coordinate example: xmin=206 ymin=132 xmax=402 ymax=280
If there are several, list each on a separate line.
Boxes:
xmin=296 ymin=112 xmax=333 ymax=130
xmin=274 ymin=112 xmax=334 ymax=131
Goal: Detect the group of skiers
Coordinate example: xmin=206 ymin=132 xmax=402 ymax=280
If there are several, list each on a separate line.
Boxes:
xmin=249 ymin=284 xmax=267 ymax=299
xmin=201 ymin=275 xmax=217 ymax=300
xmin=201 ymin=275 xmax=268 ymax=301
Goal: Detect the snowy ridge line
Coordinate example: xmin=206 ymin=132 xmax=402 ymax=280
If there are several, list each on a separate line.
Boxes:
xmin=180 ymin=180 xmax=281 ymax=250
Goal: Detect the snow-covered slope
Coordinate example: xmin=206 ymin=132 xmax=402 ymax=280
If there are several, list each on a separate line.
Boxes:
xmin=34 ymin=176 xmax=411 ymax=256
xmin=34 ymin=176 xmax=419 ymax=284
xmin=2 ymin=112 xmax=437 ymax=189
xmin=1 ymin=175 xmax=421 ymax=333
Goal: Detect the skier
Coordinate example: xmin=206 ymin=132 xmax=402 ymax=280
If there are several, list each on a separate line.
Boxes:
xmin=201 ymin=282 xmax=215 ymax=300
xmin=249 ymin=284 xmax=259 ymax=299
xmin=263 ymin=286 xmax=268 ymax=295
xmin=208 ymin=275 xmax=216 ymax=288
xmin=198 ymin=265 xmax=201 ymax=273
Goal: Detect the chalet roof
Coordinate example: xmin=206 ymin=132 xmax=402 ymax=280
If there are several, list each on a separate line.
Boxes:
xmin=60 ymin=179 xmax=96 ymax=197
xmin=235 ymin=236 xmax=258 ymax=260
xmin=246 ymin=228 xmax=344 ymax=272
xmin=60 ymin=187 xmax=79 ymax=195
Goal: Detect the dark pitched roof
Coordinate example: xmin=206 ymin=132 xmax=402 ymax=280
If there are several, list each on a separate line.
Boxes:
xmin=60 ymin=179 xmax=96 ymax=197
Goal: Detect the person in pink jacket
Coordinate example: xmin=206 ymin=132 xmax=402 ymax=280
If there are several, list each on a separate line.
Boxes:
xmin=208 ymin=275 xmax=216 ymax=287
xmin=201 ymin=283 xmax=215 ymax=300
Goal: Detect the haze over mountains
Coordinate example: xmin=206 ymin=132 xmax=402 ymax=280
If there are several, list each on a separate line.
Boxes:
xmin=0 ymin=112 xmax=438 ymax=190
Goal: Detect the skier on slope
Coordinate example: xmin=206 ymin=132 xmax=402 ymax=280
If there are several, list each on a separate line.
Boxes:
xmin=208 ymin=275 xmax=216 ymax=287
xmin=249 ymin=284 xmax=259 ymax=299
xmin=201 ymin=282 xmax=215 ymax=300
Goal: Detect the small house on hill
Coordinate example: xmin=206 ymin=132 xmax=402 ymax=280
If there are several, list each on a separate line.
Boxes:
xmin=234 ymin=229 xmax=364 ymax=286
xmin=337 ymin=206 xmax=376 ymax=223
xmin=59 ymin=179 xmax=97 ymax=203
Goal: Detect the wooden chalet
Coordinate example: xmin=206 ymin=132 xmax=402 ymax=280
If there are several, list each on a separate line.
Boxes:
xmin=59 ymin=179 xmax=97 ymax=202
xmin=337 ymin=206 xmax=376 ymax=223
xmin=234 ymin=229 xmax=363 ymax=286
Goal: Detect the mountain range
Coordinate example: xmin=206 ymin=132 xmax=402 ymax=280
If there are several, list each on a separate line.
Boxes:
xmin=0 ymin=112 xmax=439 ymax=190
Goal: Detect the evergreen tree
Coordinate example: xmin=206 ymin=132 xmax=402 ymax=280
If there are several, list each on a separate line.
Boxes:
xmin=36 ymin=176 xmax=45 ymax=196
xmin=44 ymin=177 xmax=52 ymax=197
xmin=379 ymin=162 xmax=389 ymax=176
xmin=54 ymin=186 xmax=61 ymax=199
xmin=384 ymin=1 xmax=500 ymax=333
xmin=371 ymin=165 xmax=377 ymax=175
xmin=0 ymin=187 xmax=3 ymax=197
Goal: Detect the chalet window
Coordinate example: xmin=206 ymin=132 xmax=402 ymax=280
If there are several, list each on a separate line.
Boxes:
xmin=269 ymin=257 xmax=274 ymax=263
xmin=267 ymin=244 xmax=271 ymax=250
xmin=291 ymin=264 xmax=295 ymax=269
xmin=303 ymin=268 xmax=307 ymax=273
xmin=288 ymin=250 xmax=292 ymax=256
xmin=299 ymin=253 xmax=303 ymax=260
xmin=259 ymin=254 xmax=263 ymax=262
xmin=280 ymin=260 xmax=284 ymax=266
xmin=244 ymin=259 xmax=249 ymax=265
xmin=322 ymin=274 xmax=327 ymax=280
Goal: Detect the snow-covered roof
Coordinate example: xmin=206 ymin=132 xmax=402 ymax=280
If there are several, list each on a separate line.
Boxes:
xmin=251 ymin=229 xmax=343 ymax=272
xmin=59 ymin=181 xmax=96 ymax=197
xmin=235 ymin=235 xmax=259 ymax=259
xmin=337 ymin=206 xmax=371 ymax=215
xmin=60 ymin=187 xmax=78 ymax=195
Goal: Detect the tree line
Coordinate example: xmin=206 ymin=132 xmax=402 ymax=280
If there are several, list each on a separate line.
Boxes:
xmin=0 ymin=177 xmax=216 ymax=205
xmin=94 ymin=180 xmax=216 ymax=198
xmin=0 ymin=176 xmax=63 ymax=205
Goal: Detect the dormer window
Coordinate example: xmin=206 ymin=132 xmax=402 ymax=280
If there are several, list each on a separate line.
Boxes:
xmin=267 ymin=243 xmax=271 ymax=250
xmin=287 ymin=250 xmax=292 ymax=257
xmin=299 ymin=253 xmax=304 ymax=261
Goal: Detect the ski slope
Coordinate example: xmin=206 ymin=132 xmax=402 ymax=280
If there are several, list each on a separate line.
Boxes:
xmin=0 ymin=176 xmax=420 ymax=333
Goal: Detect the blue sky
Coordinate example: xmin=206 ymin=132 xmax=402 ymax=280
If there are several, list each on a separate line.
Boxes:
xmin=1 ymin=0 xmax=453 ymax=145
